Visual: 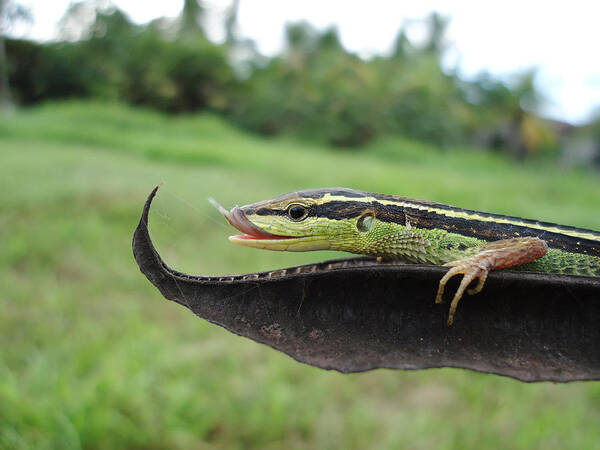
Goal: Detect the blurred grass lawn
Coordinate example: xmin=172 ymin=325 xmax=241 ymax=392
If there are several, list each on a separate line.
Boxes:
xmin=1 ymin=101 xmax=600 ymax=450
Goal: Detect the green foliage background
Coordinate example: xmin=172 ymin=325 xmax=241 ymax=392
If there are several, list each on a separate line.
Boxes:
xmin=5 ymin=7 xmax=564 ymax=156
xmin=1 ymin=102 xmax=600 ymax=449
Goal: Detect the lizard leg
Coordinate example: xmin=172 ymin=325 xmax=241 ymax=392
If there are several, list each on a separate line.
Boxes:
xmin=435 ymin=237 xmax=548 ymax=325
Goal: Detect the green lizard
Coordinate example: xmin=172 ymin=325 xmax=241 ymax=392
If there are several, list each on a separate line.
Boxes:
xmin=211 ymin=188 xmax=600 ymax=325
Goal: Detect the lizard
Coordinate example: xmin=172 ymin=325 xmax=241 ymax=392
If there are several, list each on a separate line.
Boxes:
xmin=210 ymin=188 xmax=600 ymax=325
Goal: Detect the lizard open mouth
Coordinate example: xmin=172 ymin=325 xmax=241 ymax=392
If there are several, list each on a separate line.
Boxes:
xmin=210 ymin=198 xmax=330 ymax=251
xmin=210 ymin=198 xmax=292 ymax=240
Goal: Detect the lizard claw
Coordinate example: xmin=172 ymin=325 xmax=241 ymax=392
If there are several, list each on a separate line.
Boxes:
xmin=434 ymin=237 xmax=547 ymax=325
xmin=435 ymin=260 xmax=489 ymax=326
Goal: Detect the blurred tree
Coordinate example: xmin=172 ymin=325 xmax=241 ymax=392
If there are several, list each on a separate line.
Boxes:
xmin=3 ymin=3 xmax=563 ymax=158
xmin=230 ymin=22 xmax=382 ymax=146
xmin=225 ymin=0 xmax=239 ymax=45
xmin=8 ymin=1 xmax=234 ymax=111
xmin=562 ymin=110 xmax=600 ymax=167
xmin=0 ymin=0 xmax=30 ymax=112
xmin=163 ymin=39 xmax=234 ymax=111
xmin=7 ymin=35 xmax=105 ymax=104
xmin=57 ymin=0 xmax=107 ymax=41
xmin=391 ymin=29 xmax=411 ymax=59
xmin=465 ymin=70 xmax=556 ymax=158
xmin=180 ymin=0 xmax=205 ymax=39
xmin=424 ymin=12 xmax=448 ymax=55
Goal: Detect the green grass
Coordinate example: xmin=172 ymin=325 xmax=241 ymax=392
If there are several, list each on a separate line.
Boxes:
xmin=1 ymin=101 xmax=600 ymax=450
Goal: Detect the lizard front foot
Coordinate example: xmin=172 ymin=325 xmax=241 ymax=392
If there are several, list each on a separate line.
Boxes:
xmin=435 ymin=259 xmax=489 ymax=326
xmin=434 ymin=237 xmax=548 ymax=326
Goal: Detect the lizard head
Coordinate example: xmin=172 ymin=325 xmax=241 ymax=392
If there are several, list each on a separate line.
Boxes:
xmin=210 ymin=188 xmax=379 ymax=253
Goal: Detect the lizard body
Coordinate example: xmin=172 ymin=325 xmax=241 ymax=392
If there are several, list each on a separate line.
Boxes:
xmin=212 ymin=188 xmax=600 ymax=324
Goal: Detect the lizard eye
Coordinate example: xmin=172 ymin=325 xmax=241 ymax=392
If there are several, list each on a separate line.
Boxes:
xmin=287 ymin=204 xmax=308 ymax=221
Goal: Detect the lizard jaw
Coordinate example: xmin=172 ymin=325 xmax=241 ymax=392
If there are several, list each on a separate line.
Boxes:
xmin=228 ymin=234 xmax=331 ymax=251
xmin=210 ymin=198 xmax=330 ymax=251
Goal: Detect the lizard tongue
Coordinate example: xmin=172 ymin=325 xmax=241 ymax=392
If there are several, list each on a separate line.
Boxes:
xmin=209 ymin=198 xmax=278 ymax=238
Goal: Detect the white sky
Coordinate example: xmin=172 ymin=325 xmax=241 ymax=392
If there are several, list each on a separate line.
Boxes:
xmin=10 ymin=0 xmax=600 ymax=124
